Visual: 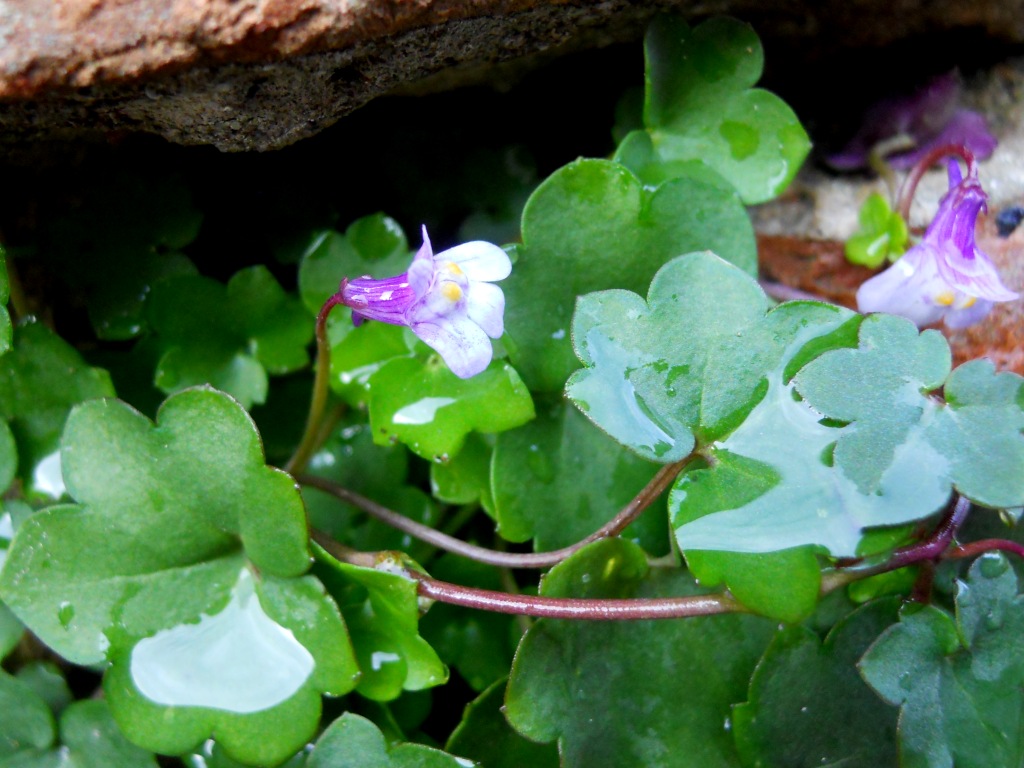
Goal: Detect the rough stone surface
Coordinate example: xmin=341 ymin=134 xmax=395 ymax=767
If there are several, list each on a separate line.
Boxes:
xmin=3 ymin=0 xmax=1024 ymax=150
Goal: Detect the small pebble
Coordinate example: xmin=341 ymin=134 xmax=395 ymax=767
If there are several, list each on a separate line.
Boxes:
xmin=995 ymin=206 xmax=1024 ymax=237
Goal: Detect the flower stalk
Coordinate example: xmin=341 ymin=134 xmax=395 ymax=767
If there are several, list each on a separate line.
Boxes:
xmin=285 ymin=293 xmax=346 ymax=475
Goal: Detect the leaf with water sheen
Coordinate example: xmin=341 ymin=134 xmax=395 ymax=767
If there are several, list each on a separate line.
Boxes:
xmin=367 ymin=356 xmax=534 ymax=462
xmin=314 ymin=547 xmax=448 ymax=702
xmin=0 ymin=321 xmax=115 ymax=494
xmin=491 ymin=399 xmax=668 ymax=552
xmin=796 ymin=324 xmax=1024 ymax=509
xmin=860 ymin=554 xmax=1024 ymax=768
xmin=681 ymin=313 xmax=946 ymax=539
xmin=328 ymin=321 xmax=411 ymax=407
xmin=566 ymin=251 xmax=773 ymax=464
xmin=641 ymin=16 xmax=810 ymax=204
xmin=672 ymin=314 xmax=994 ymax=555
xmin=570 ymin=255 xmax=1003 ymax=615
xmin=732 ymin=598 xmax=900 ymax=767
xmin=503 ymin=158 xmax=755 ymax=391
xmin=148 ymin=267 xmax=313 ymax=408
xmin=505 ymin=539 xmax=774 ymax=768
xmin=922 ymin=359 xmax=1024 ymax=508
xmin=0 ymin=388 xmax=358 ymax=765
xmin=307 ymin=713 xmax=476 ymax=768
xmin=669 ymin=314 xmax=976 ymax=617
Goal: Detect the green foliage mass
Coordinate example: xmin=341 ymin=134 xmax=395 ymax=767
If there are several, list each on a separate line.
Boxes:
xmin=0 ymin=11 xmax=1020 ymax=768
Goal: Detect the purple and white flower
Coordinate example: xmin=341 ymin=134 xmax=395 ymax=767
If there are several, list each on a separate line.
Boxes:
xmin=339 ymin=227 xmax=511 ymax=378
xmin=856 ymin=159 xmax=1018 ymax=329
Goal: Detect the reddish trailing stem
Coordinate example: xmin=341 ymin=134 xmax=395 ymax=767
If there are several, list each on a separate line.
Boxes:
xmin=299 ymin=456 xmax=690 ymax=569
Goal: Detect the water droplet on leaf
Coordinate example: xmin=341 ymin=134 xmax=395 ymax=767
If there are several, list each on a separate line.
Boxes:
xmin=979 ymin=553 xmax=1009 ymax=579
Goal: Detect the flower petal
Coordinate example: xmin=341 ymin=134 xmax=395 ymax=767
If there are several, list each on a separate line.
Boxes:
xmin=856 ymin=247 xmax=947 ymax=328
xmin=437 ymin=242 xmax=512 ymax=282
xmin=411 ymin=312 xmax=493 ymax=379
xmin=465 ymin=281 xmax=505 ymax=339
xmin=944 ymin=298 xmax=993 ymax=329
xmin=408 ymin=227 xmax=436 ymax=297
xmin=934 ymin=245 xmax=1019 ymax=302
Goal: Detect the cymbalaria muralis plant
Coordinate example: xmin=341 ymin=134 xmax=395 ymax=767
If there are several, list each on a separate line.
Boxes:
xmin=1 ymin=13 xmax=1023 ymax=768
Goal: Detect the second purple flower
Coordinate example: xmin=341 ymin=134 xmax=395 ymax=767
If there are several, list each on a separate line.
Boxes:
xmin=857 ymin=157 xmax=1018 ymax=329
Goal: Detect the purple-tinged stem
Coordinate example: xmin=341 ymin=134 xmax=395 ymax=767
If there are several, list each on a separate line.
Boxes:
xmin=415 ymin=575 xmax=742 ymax=620
xmin=823 ymin=496 xmax=971 ymax=591
xmin=895 ymin=144 xmax=976 ymax=221
xmin=883 ymin=495 xmax=971 ymax=570
xmin=948 ymin=538 xmax=1024 ymax=561
xmin=299 ymin=456 xmax=691 ymax=569
xmin=286 ymin=292 xmax=347 ymax=475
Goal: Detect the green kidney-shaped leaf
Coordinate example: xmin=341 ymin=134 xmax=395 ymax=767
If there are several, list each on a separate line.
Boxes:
xmin=566 ymin=251 xmax=772 ymax=464
xmin=104 ymin=569 xmax=353 ymax=766
xmin=0 ymin=388 xmax=358 ymax=765
xmin=671 ymin=318 xmax=956 ymax=620
xmin=148 ymin=267 xmax=313 ymax=408
xmin=0 ymin=669 xmax=54 ymax=759
xmin=732 ymin=598 xmax=900 ymax=767
xmin=505 ymin=539 xmax=774 ymax=767
xmin=642 ymin=16 xmax=810 ymax=204
xmin=860 ymin=554 xmax=1024 ymax=768
xmin=0 ymin=321 xmax=115 ymax=494
xmin=568 ymin=254 xmax=1012 ymax=615
xmin=922 ymin=359 xmax=1024 ymax=508
xmin=492 ymin=399 xmax=668 ymax=553
xmin=307 ymin=713 xmax=476 ymax=768
xmin=446 ymin=680 xmax=560 ymax=768
xmin=674 ymin=312 xmax=949 ymax=549
xmin=368 ymin=356 xmax=534 ymax=462
xmin=314 ymin=546 xmax=447 ymax=702
xmin=503 ymin=158 xmax=755 ymax=392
